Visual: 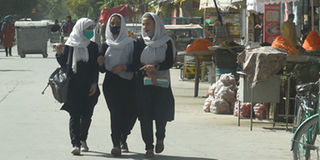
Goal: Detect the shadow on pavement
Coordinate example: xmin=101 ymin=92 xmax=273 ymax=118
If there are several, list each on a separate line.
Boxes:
xmin=263 ymin=127 xmax=293 ymax=132
xmin=82 ymin=151 xmax=218 ymax=160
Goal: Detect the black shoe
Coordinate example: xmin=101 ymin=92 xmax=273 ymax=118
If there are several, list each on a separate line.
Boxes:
xmin=155 ymin=140 xmax=164 ymax=153
xmin=111 ymin=147 xmax=121 ymax=157
xmin=121 ymin=142 xmax=129 ymax=152
xmin=145 ymin=149 xmax=154 ymax=158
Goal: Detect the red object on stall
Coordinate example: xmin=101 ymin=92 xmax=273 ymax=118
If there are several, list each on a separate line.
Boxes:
xmin=272 ymin=36 xmax=299 ymax=55
xmin=99 ymin=5 xmax=135 ymax=24
xmin=185 ymin=39 xmax=214 ymax=52
xmin=302 ymin=30 xmax=320 ymax=51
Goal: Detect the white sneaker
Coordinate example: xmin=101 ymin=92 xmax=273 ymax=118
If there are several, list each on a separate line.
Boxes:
xmin=80 ymin=141 xmax=89 ymax=152
xmin=71 ymin=147 xmax=81 ymax=155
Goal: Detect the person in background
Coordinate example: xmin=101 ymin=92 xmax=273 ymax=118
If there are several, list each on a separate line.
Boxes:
xmin=97 ymin=13 xmax=137 ymax=157
xmin=1 ymin=15 xmax=15 ymax=56
xmin=91 ymin=18 xmax=102 ymax=48
xmin=100 ymin=22 xmax=107 ymax=43
xmin=212 ymin=20 xmax=228 ymax=44
xmin=55 ymin=18 xmax=100 ymax=156
xmin=51 ymin=19 xmax=60 ymax=32
xmin=281 ymin=13 xmax=300 ymax=47
xmin=0 ymin=16 xmax=3 ymax=45
xmin=254 ymin=14 xmax=263 ymax=43
xmin=133 ymin=12 xmax=175 ymax=158
xmin=62 ymin=16 xmax=75 ymax=37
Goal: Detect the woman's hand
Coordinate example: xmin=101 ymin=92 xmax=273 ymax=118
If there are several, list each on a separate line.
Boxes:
xmin=56 ymin=43 xmax=63 ymax=55
xmin=89 ymin=85 xmax=97 ymax=96
xmin=97 ymin=56 xmax=104 ymax=66
xmin=146 ymin=70 xmax=157 ymax=85
xmin=112 ymin=64 xmax=126 ymax=74
xmin=140 ymin=64 xmax=158 ymax=72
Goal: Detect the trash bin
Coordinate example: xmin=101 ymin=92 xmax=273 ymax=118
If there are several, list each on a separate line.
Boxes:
xmin=214 ymin=47 xmax=244 ymax=81
xmin=15 ymin=21 xmax=49 ymax=58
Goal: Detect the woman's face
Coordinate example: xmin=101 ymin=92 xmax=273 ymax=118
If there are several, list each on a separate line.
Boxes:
xmin=109 ymin=16 xmax=121 ymax=36
xmin=83 ymin=25 xmax=95 ymax=39
xmin=85 ymin=25 xmax=95 ymax=31
xmin=142 ymin=18 xmax=155 ymax=35
xmin=110 ymin=16 xmax=121 ymax=27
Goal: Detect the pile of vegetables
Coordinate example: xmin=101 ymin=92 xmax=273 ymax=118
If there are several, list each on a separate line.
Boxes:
xmin=302 ymin=30 xmax=320 ymax=51
xmin=185 ymin=39 xmax=214 ymax=52
xmin=271 ymin=36 xmax=299 ymax=55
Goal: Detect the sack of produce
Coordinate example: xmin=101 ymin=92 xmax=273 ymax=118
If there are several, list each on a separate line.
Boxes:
xmin=271 ymin=36 xmax=299 ymax=55
xmin=302 ymin=30 xmax=320 ymax=51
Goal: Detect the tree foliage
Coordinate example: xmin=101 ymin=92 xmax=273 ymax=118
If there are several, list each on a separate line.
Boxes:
xmin=0 ymin=0 xmax=202 ymax=22
xmin=35 ymin=0 xmax=69 ymax=20
xmin=0 ymin=0 xmax=38 ymax=19
xmin=64 ymin=0 xmax=90 ymax=18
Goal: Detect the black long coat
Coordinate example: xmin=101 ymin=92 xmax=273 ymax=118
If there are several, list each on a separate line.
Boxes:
xmin=133 ymin=38 xmax=175 ymax=121
xmin=56 ymin=42 xmax=100 ymax=114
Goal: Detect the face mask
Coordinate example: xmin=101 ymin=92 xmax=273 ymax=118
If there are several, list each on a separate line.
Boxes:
xmin=110 ymin=26 xmax=121 ymax=35
xmin=84 ymin=30 xmax=94 ymax=39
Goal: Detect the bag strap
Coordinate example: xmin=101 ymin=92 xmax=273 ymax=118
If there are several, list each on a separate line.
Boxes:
xmin=66 ymin=47 xmax=72 ymax=75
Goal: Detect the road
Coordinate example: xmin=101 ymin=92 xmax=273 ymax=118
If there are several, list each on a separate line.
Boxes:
xmin=0 ymin=45 xmax=293 ymax=160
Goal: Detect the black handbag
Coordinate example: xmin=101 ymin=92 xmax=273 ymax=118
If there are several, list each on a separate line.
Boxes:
xmin=42 ymin=48 xmax=72 ymax=103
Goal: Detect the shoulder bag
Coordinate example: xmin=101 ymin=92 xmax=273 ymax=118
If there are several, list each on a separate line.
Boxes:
xmin=42 ymin=48 xmax=72 ymax=103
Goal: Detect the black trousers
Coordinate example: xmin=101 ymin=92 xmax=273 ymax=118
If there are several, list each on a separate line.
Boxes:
xmin=5 ymin=47 xmax=11 ymax=56
xmin=103 ymin=72 xmax=137 ymax=147
xmin=140 ymin=119 xmax=167 ymax=150
xmin=69 ymin=111 xmax=93 ymax=147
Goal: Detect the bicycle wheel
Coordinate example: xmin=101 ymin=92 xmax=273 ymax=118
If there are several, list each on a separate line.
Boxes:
xmin=292 ymin=116 xmax=320 ymax=160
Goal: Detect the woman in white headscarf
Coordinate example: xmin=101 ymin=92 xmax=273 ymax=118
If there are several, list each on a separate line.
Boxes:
xmin=97 ymin=13 xmax=137 ymax=157
xmin=56 ymin=18 xmax=100 ymax=156
xmin=133 ymin=12 xmax=175 ymax=158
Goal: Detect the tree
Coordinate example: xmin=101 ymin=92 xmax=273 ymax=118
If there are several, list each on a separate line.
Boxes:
xmin=96 ymin=0 xmax=127 ymax=9
xmin=95 ymin=0 xmax=155 ymax=18
xmin=35 ymin=0 xmax=69 ymax=20
xmin=0 ymin=0 xmax=39 ymax=19
xmin=64 ymin=0 xmax=90 ymax=18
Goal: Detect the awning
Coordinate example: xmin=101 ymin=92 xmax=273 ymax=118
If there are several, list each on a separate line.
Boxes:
xmin=253 ymin=0 xmax=300 ymax=4
xmin=247 ymin=0 xmax=265 ymax=13
xmin=99 ymin=5 xmax=135 ymax=24
xmin=199 ymin=0 xmax=238 ymax=11
xmin=247 ymin=0 xmax=301 ymax=13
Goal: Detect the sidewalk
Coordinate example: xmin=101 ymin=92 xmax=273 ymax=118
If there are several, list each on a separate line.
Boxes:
xmin=0 ymin=47 xmax=293 ymax=160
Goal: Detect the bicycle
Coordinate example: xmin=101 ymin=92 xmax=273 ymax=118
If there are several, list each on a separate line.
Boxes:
xmin=293 ymin=82 xmax=318 ymax=131
xmin=291 ymin=78 xmax=320 ymax=160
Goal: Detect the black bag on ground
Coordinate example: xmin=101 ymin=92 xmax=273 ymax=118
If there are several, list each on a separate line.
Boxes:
xmin=42 ymin=48 xmax=72 ymax=103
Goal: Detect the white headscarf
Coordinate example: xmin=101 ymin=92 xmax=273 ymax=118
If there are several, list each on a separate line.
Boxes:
xmin=140 ymin=13 xmax=173 ymax=88
xmin=140 ymin=12 xmax=171 ymax=65
xmin=104 ymin=13 xmax=135 ymax=80
xmin=65 ymin=18 xmax=95 ymax=73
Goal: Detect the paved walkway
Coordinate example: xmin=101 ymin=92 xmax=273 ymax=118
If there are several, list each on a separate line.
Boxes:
xmin=0 ymin=46 xmax=293 ymax=160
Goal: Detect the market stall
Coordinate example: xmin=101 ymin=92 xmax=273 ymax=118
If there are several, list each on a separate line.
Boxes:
xmin=200 ymin=0 xmax=242 ymax=43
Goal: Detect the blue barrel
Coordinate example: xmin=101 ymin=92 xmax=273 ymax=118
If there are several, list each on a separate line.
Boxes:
xmin=216 ymin=68 xmax=236 ymax=81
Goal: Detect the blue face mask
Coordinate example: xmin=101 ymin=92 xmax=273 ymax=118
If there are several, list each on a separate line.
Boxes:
xmin=84 ymin=30 xmax=94 ymax=39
